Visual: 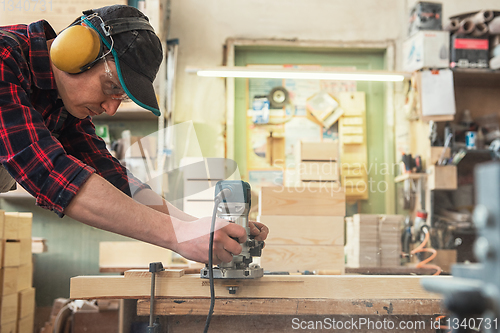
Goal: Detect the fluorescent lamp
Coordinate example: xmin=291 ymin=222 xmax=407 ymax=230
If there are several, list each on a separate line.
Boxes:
xmin=186 ymin=66 xmax=410 ymax=82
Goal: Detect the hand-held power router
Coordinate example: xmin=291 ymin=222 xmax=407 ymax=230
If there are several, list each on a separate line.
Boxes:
xmin=200 ymin=180 xmax=264 ymax=280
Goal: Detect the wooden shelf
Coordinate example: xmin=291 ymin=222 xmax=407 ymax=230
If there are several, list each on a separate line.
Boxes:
xmin=452 ymin=69 xmax=500 ymax=88
xmin=394 ymin=173 xmax=427 ymax=183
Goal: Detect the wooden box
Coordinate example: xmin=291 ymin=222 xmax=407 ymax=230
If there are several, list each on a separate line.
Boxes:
xmin=259 ymin=187 xmax=345 ymax=216
xmin=3 ymin=213 xmax=18 ymax=241
xmin=17 ymin=265 xmax=32 ymax=292
xmin=1 ymin=268 xmax=18 ymax=296
xmin=428 ymin=165 xmax=457 ymax=190
xmin=428 ymin=146 xmax=451 ymax=167
xmin=0 ymin=293 xmax=18 ymax=326
xmin=17 ymin=213 xmax=32 ymax=240
xmin=3 ymin=241 xmax=20 ymax=268
xmin=17 ymin=288 xmax=35 ymax=320
xmin=258 ymin=215 xmax=344 ymax=246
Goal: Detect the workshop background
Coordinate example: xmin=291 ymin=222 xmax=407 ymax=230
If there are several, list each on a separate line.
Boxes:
xmin=1 ymin=0 xmax=500 ymax=332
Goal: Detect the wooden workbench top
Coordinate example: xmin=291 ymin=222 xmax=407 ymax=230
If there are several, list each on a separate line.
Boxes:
xmin=70 ymin=269 xmax=447 ymax=300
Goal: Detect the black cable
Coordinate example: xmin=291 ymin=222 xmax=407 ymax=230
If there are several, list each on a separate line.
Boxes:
xmin=203 ymin=199 xmax=220 ymax=333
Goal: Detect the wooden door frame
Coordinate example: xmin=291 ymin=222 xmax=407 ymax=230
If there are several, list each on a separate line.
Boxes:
xmin=224 ymin=38 xmax=397 ymax=214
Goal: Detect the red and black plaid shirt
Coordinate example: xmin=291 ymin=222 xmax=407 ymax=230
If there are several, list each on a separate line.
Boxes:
xmin=0 ymin=20 xmax=148 ymax=217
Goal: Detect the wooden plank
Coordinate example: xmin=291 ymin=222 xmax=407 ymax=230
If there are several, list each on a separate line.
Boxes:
xmin=261 ymin=245 xmax=344 ymax=273
xmin=299 ymin=162 xmax=339 ymax=181
xmin=258 ymin=216 xmax=344 ymax=245
xmin=3 ymin=213 xmax=18 ymax=240
xmin=17 ymin=265 xmax=32 ymax=292
xmin=17 ymin=213 xmax=32 ymax=240
xmin=0 ymin=320 xmax=15 ymax=333
xmin=1 ymin=268 xmax=18 ymax=296
xmin=70 ymin=271 xmax=447 ymax=300
xmin=18 ymin=287 xmax=35 ymax=319
xmin=17 ymin=313 xmax=34 ymax=333
xmin=3 ymin=242 xmax=20 ymax=268
xmin=258 ymin=187 xmax=345 ymax=216
xmin=298 ymin=141 xmax=338 ymax=161
xmin=137 ymin=298 xmax=444 ymax=316
xmin=124 ymin=269 xmax=184 ymax=278
xmin=339 ymin=91 xmax=366 ymax=113
xmin=99 ymin=241 xmax=172 ymax=270
xmin=0 ymin=292 xmax=18 ymax=326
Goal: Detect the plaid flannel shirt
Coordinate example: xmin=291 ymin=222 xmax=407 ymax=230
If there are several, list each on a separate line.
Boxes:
xmin=0 ymin=20 xmax=148 ymax=217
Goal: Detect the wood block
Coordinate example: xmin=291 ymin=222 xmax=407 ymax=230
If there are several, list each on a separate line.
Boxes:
xmin=339 ymin=91 xmax=366 ymax=113
xmin=299 ymin=162 xmax=338 ymax=181
xmin=3 ymin=213 xmax=18 ymax=240
xmin=31 ymin=238 xmax=47 ymax=254
xmin=17 ymin=214 xmax=32 ymax=240
xmin=0 ymin=293 xmax=18 ymax=326
xmin=99 ymin=242 xmax=172 ymax=271
xmin=18 ymin=240 xmax=31 ymax=267
xmin=260 ymin=245 xmax=344 ymax=273
xmin=428 ymin=165 xmax=457 ymax=190
xmin=17 ymin=313 xmax=33 ymax=333
xmin=259 ymin=187 xmax=345 ymax=216
xmin=0 ymin=320 xmax=15 ymax=333
xmin=16 ymin=265 xmax=32 ymax=292
xmin=17 ymin=288 xmax=35 ymax=319
xmin=3 ymin=242 xmax=20 ymax=268
xmin=258 ymin=216 xmax=344 ymax=245
xmin=341 ymin=145 xmax=367 ymax=164
xmin=340 ymin=125 xmax=363 ymax=134
xmin=298 ymin=141 xmax=338 ymax=161
xmin=1 ymin=268 xmax=18 ymax=296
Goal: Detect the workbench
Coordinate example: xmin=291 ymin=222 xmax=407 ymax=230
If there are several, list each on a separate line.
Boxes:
xmin=71 ymin=269 xmax=447 ymax=332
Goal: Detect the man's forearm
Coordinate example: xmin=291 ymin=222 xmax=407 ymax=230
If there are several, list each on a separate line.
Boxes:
xmin=132 ymin=188 xmax=198 ymax=221
xmin=64 ymin=173 xmax=180 ymax=249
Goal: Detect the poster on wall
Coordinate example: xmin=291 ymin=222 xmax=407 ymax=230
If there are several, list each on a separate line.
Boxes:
xmin=245 ymin=65 xmax=357 ymax=187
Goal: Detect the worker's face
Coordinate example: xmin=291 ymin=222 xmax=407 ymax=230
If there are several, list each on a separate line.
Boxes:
xmin=51 ymin=58 xmax=125 ymax=119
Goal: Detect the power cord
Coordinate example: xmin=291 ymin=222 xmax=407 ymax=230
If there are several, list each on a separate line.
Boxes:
xmin=203 ymin=198 xmax=220 ymax=333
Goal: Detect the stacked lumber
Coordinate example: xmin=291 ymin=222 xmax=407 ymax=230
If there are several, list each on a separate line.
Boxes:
xmin=0 ymin=211 xmax=35 ymax=333
xmin=345 ymin=214 xmax=404 ymax=269
xmin=258 ymin=187 xmax=345 ymax=273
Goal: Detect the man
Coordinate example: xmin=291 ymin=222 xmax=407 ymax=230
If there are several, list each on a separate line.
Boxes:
xmin=0 ymin=5 xmax=268 ymax=264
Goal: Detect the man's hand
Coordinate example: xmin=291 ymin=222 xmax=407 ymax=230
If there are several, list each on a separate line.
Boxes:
xmin=249 ymin=221 xmax=269 ymax=242
xmin=171 ymin=217 xmax=247 ymax=264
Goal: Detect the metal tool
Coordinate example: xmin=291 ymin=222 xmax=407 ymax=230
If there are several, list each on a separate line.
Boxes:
xmin=438 ymin=133 xmax=453 ymax=165
xmin=148 ymin=262 xmax=164 ymax=333
xmin=201 ymin=180 xmax=264 ymax=289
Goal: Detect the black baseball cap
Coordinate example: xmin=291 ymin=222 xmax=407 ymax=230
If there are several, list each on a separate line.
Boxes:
xmin=81 ymin=5 xmax=163 ymax=116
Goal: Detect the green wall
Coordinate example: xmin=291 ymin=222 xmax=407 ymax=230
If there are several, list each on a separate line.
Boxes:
xmin=234 ymin=46 xmax=389 ymax=214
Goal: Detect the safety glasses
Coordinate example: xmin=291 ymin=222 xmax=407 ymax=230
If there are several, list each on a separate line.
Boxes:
xmin=101 ymin=58 xmax=131 ymax=101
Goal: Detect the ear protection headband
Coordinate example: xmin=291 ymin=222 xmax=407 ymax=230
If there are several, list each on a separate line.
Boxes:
xmin=50 ymin=11 xmax=155 ymax=74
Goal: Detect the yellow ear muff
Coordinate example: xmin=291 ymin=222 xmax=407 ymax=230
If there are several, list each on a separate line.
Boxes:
xmin=50 ymin=25 xmax=101 ymax=74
